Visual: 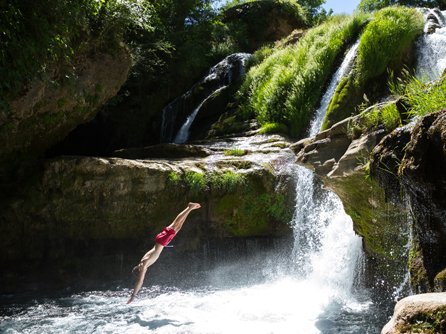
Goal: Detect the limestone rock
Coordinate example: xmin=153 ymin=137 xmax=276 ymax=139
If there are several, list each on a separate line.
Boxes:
xmin=381 ymin=293 xmax=446 ymax=334
xmin=113 ymin=143 xmax=212 ymax=159
xmin=0 ymin=135 xmax=296 ymax=266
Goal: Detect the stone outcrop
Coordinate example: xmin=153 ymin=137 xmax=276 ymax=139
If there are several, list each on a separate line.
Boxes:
xmin=160 ymin=53 xmax=251 ymax=143
xmin=0 ymin=43 xmax=132 ymax=180
xmin=381 ymin=292 xmax=446 ymax=334
xmin=0 ymin=135 xmax=296 ymax=292
xmin=290 ymin=109 xmax=411 ymax=299
xmin=290 ymin=113 xmax=406 ymax=260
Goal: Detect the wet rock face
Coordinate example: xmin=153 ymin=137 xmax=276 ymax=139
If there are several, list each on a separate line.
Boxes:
xmin=371 ymin=110 xmax=446 ymax=292
xmin=292 ymin=107 xmax=446 ymax=293
xmin=160 ymin=53 xmax=251 ymax=143
xmin=398 ymin=110 xmax=446 ymax=291
xmin=291 ymin=113 xmax=410 ymax=299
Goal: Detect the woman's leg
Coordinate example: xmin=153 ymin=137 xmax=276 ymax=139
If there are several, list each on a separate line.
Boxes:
xmin=168 ymin=202 xmax=201 ymax=233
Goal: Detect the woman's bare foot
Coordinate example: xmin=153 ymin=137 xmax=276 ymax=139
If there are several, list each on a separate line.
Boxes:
xmin=188 ymin=202 xmax=201 ymax=210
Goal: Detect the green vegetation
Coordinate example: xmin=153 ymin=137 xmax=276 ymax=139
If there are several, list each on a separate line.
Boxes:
xmin=348 ymin=102 xmax=402 ymax=137
xmin=240 ymin=14 xmax=368 ymax=138
xmin=208 ymin=171 xmax=246 ymax=192
xmin=390 ymin=71 xmax=446 ymax=117
xmin=398 ymin=307 xmax=446 ymax=334
xmin=258 ymin=122 xmax=289 ymax=135
xmin=322 ymin=6 xmax=423 ymax=129
xmin=223 ymin=148 xmax=247 ymax=156
xmin=0 ymin=0 xmax=146 ymax=110
xmin=185 ymin=171 xmax=207 ymax=196
xmin=168 ymin=170 xmax=246 ymax=196
xmin=355 ymin=7 xmax=423 ymax=83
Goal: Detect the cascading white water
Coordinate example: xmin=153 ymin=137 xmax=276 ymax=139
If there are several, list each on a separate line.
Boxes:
xmin=310 ymin=40 xmax=360 ymax=135
xmin=174 ymin=86 xmax=227 ymax=144
xmin=161 ymin=53 xmax=251 ymax=143
xmin=416 ymin=8 xmax=446 ymax=81
xmin=292 ymin=40 xmax=363 ymax=302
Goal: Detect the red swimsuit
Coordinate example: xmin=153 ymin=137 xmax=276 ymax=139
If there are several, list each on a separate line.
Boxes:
xmin=155 ymin=227 xmax=176 ymax=246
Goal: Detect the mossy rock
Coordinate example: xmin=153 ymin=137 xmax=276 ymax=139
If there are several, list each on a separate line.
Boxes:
xmin=0 ymin=152 xmax=295 ymax=264
xmin=409 ymin=238 xmax=431 ymax=293
xmin=434 ymin=268 xmax=446 ymax=292
xmin=396 ymin=306 xmax=446 ymax=334
xmin=0 ymin=44 xmax=131 ymax=182
xmin=322 ymin=74 xmax=363 ymax=130
xmin=328 ymin=172 xmax=408 ymax=260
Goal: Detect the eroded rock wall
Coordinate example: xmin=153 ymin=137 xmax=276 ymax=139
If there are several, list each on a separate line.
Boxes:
xmin=0 ymin=137 xmax=296 ymax=293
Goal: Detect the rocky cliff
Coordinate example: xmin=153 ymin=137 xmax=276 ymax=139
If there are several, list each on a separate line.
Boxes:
xmin=291 ymin=108 xmax=446 ymax=294
xmin=0 ymin=135 xmax=296 ymax=293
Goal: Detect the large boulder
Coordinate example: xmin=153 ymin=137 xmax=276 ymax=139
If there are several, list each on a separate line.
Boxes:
xmin=381 ymin=292 xmax=446 ymax=334
xmin=0 ymin=43 xmax=131 ymax=181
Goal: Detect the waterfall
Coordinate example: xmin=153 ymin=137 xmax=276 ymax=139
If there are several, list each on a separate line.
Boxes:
xmin=292 ymin=41 xmax=362 ymax=299
xmin=416 ymin=8 xmax=446 ymax=81
xmin=174 ymin=86 xmax=227 ymax=144
xmin=160 ymin=53 xmax=251 ymax=143
xmin=310 ymin=39 xmax=360 ymax=135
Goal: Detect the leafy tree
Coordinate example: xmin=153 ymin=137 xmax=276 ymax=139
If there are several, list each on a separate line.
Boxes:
xmin=358 ymin=0 xmax=446 ymax=11
xmin=220 ymin=0 xmax=328 ymax=25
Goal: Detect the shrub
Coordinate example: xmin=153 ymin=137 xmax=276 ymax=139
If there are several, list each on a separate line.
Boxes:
xmin=381 ymin=103 xmax=402 ymax=130
xmin=347 ymin=101 xmax=402 ymax=137
xmin=356 ymin=6 xmax=424 ymax=83
xmin=185 ymin=171 xmax=207 ymax=195
xmin=390 ymin=71 xmax=446 ymax=117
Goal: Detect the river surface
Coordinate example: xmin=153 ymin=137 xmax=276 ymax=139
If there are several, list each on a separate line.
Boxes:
xmin=1 ymin=276 xmax=384 ymax=334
